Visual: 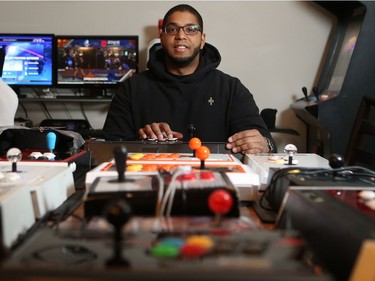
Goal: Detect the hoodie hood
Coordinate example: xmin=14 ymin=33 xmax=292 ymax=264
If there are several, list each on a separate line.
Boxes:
xmin=147 ymin=43 xmax=221 ymax=83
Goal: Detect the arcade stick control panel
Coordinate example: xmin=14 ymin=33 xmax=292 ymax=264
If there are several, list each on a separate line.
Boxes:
xmin=278 ymin=188 xmax=375 ymax=281
xmin=244 ymin=150 xmax=331 ymax=190
xmin=86 ymin=138 xmax=260 ymax=202
xmin=0 ymin=148 xmax=75 ymax=250
xmin=0 ymin=202 xmax=332 ymax=281
xmin=84 ymin=143 xmax=242 ymax=218
xmin=0 ymin=131 xmax=91 ymax=190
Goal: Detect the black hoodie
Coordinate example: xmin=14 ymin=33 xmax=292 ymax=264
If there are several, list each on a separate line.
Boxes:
xmin=103 ymin=43 xmax=274 ymax=146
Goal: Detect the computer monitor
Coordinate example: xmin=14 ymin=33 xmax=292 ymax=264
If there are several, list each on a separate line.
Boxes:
xmin=0 ymin=34 xmax=55 ymax=88
xmin=56 ymin=35 xmax=138 ymax=88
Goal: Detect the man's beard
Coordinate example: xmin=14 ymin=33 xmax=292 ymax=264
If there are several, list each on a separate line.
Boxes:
xmin=167 ymin=45 xmax=201 ymax=68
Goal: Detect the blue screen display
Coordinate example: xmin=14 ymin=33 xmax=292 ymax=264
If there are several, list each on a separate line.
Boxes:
xmin=0 ymin=34 xmax=54 ymax=87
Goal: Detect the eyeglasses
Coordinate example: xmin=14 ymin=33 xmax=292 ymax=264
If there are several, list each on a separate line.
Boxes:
xmin=163 ymin=24 xmax=202 ymax=36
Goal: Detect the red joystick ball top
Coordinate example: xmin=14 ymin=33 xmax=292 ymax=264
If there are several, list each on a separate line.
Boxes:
xmin=189 ymin=137 xmax=202 ymax=150
xmin=195 ymin=145 xmax=210 ymax=161
xmin=208 ymin=189 xmax=233 ymax=215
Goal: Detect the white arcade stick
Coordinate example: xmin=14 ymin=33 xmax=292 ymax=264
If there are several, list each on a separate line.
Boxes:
xmin=0 ymin=147 xmax=75 ymax=250
xmin=244 ymin=144 xmax=331 ymax=190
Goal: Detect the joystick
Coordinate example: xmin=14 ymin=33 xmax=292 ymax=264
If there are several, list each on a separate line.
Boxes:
xmin=196 ymin=145 xmax=210 ymax=169
xmin=6 ymin=147 xmax=22 ymax=173
xmin=302 ymin=87 xmax=308 ymax=101
xmin=189 ymin=137 xmax=201 ymax=157
xmin=328 ymin=154 xmax=344 ymax=169
xmin=313 ymin=86 xmax=320 ymax=103
xmin=284 ymin=144 xmax=297 ymax=165
xmin=44 ymin=132 xmax=57 ymax=160
xmin=208 ymin=189 xmax=233 ymax=226
xmin=186 ymin=123 xmax=196 ymax=140
xmin=113 ymin=146 xmax=128 ymax=182
xmin=46 ymin=132 xmax=56 ymax=153
xmin=103 ymin=199 xmax=132 ymax=267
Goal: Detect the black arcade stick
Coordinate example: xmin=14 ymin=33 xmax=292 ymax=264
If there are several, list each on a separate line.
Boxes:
xmin=113 ymin=145 xmax=128 ymax=182
xmin=313 ymin=86 xmax=320 ymax=103
xmin=329 ymin=154 xmax=345 ymax=178
xmin=328 ymin=154 xmax=345 ymax=169
xmin=186 ymin=123 xmax=196 ymax=140
xmin=302 ymin=86 xmax=308 ymax=101
xmin=103 ymin=199 xmax=132 ymax=267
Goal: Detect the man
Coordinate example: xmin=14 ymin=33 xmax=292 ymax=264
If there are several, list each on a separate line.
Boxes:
xmin=103 ymin=4 xmax=276 ymax=154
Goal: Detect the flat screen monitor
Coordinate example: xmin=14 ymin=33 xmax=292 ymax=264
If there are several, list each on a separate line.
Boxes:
xmin=0 ymin=34 xmax=55 ymax=87
xmin=56 ymin=35 xmax=138 ymax=88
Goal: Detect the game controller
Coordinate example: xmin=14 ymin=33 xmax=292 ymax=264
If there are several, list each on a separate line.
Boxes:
xmin=0 ymin=146 xmax=75 ymax=249
xmin=84 ymin=141 xmax=241 ymax=218
xmin=0 ymin=201 xmax=329 ymax=281
xmin=244 ymin=144 xmax=331 ymax=190
xmin=25 ymin=132 xmax=57 ymax=161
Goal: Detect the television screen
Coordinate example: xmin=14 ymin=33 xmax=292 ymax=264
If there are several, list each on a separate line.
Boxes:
xmin=56 ymin=35 xmax=138 ymax=87
xmin=317 ymin=4 xmax=366 ymax=100
xmin=0 ymin=34 xmax=55 ymax=87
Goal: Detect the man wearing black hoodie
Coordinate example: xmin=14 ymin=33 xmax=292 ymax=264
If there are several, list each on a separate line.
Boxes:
xmin=103 ymin=4 xmax=276 ymax=154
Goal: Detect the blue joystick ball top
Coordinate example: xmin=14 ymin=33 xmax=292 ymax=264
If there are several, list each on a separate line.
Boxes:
xmin=46 ymin=132 xmax=57 ymax=151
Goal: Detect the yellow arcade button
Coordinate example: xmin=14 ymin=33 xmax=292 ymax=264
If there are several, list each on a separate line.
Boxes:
xmin=126 ymin=164 xmax=143 ymax=172
xmin=129 ymin=153 xmax=144 ymax=160
xmin=185 ymin=235 xmax=214 ymax=250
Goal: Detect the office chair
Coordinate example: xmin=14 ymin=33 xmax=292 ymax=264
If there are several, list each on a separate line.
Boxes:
xmin=260 ymin=108 xmax=299 ymax=135
xmin=345 ymin=95 xmax=375 ymax=170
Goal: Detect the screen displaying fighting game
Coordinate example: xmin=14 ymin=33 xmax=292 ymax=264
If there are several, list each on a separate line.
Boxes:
xmin=56 ymin=36 xmax=138 ymax=87
xmin=0 ymin=34 xmax=54 ymax=87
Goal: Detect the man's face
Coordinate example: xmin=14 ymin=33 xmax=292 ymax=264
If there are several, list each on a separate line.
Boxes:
xmin=160 ymin=11 xmax=205 ymax=68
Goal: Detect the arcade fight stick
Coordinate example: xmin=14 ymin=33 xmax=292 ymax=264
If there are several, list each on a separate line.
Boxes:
xmin=244 ymin=144 xmax=331 ymax=191
xmin=0 ymin=146 xmax=75 ymax=250
xmin=254 ymin=147 xmax=375 ymax=223
xmin=1 ymin=154 xmax=332 ymax=281
xmin=27 ymin=131 xmax=57 ymax=160
xmin=84 ymin=143 xmax=241 ymax=218
xmin=278 ymin=187 xmax=375 ymax=281
xmin=103 ymin=199 xmax=132 ymax=267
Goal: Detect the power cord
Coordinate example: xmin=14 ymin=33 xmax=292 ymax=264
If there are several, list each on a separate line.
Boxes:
xmin=260 ymin=166 xmax=375 ymax=212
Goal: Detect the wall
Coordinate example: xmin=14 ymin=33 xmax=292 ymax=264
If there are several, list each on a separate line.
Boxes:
xmin=0 ymin=1 xmax=333 ymax=152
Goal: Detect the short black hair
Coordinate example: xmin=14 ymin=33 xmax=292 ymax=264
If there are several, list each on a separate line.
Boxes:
xmin=162 ymin=4 xmax=203 ymax=32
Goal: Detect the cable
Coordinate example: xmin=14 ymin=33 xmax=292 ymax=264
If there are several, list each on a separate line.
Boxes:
xmin=159 ymin=166 xmax=192 ymax=217
xmin=80 ymin=103 xmax=91 ymax=125
xmin=62 ymin=102 xmax=73 ymax=119
xmin=18 ymin=102 xmax=29 ymax=118
xmin=41 ymin=102 xmax=53 ymax=119
xmin=260 ymin=166 xmax=375 ymax=212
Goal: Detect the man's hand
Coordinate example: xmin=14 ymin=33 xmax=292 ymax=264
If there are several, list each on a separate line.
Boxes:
xmin=139 ymin=122 xmax=183 ymax=140
xmin=226 ymin=129 xmax=270 ymax=154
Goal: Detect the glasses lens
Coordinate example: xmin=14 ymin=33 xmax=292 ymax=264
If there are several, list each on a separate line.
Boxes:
xmin=165 ymin=25 xmax=178 ymax=35
xmin=183 ymin=25 xmax=200 ymax=35
xmin=164 ymin=25 xmax=201 ymax=35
